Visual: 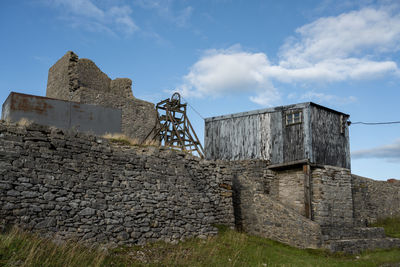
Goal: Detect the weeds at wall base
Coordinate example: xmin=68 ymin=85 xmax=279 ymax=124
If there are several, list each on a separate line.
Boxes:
xmin=1 ymin=226 xmax=400 ymax=267
xmin=370 ymin=217 xmax=400 ymax=238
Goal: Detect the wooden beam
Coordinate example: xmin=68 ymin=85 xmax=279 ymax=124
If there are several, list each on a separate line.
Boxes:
xmin=303 ymin=164 xmax=313 ymax=220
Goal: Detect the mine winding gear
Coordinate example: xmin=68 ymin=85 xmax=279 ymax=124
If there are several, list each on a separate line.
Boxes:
xmin=145 ymin=92 xmax=204 ymax=158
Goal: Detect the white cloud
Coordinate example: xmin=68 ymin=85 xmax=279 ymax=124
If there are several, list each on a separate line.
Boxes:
xmin=46 ymin=0 xmax=138 ymax=36
xmin=175 ymin=6 xmax=193 ymax=27
xmin=352 ymin=139 xmax=400 ymax=162
xmin=282 ymin=8 xmax=400 ymax=63
xmin=299 ymin=91 xmax=357 ymax=105
xmin=51 ymin=0 xmax=104 ymax=18
xmin=176 ymin=45 xmax=281 ymax=106
xmin=249 ymin=89 xmax=281 ymax=106
xmin=108 ymin=5 xmax=138 ymax=34
xmin=268 ymin=58 xmax=398 ymax=83
xmin=179 ymin=6 xmax=400 ymax=106
xmin=274 ymin=6 xmax=400 ymax=82
xmin=134 ymin=0 xmax=193 ymax=27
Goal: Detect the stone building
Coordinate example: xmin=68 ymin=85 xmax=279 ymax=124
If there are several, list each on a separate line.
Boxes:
xmin=46 ymin=51 xmax=158 ymax=142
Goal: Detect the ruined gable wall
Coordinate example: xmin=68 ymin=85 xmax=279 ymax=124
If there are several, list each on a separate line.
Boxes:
xmin=79 ymin=90 xmax=156 ymax=142
xmin=352 ymin=175 xmax=400 ymax=226
xmin=76 ymin=58 xmax=111 ymax=94
xmin=46 ymin=51 xmax=79 ymax=101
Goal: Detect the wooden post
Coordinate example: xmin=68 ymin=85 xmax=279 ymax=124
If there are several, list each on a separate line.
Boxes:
xmin=303 ymin=164 xmax=313 ymax=220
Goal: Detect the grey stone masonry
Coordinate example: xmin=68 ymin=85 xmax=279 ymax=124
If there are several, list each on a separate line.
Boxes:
xmin=232 ymin=161 xmax=322 ymax=249
xmin=46 ymin=51 xmax=158 ymax=142
xmin=276 ymin=169 xmax=305 ymax=216
xmin=352 ymin=175 xmax=400 ymax=226
xmin=1 ymin=119 xmax=400 ymax=252
xmin=311 ymin=166 xmax=354 ymax=227
xmin=0 ymin=121 xmax=234 ymax=246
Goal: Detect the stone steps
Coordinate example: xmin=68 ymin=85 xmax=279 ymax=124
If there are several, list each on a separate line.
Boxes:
xmin=321 ymin=227 xmax=386 ymax=241
xmin=325 ymin=237 xmax=400 ymax=254
xmin=321 ymin=227 xmax=400 ymax=253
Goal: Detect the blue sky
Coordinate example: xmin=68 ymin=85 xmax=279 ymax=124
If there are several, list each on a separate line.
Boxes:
xmin=0 ymin=0 xmax=399 ymax=180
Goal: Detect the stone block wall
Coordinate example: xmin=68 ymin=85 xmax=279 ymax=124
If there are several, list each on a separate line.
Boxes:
xmin=0 ymin=121 xmax=234 ymax=246
xmin=352 ymin=175 xmax=400 ymax=226
xmin=312 ymin=166 xmax=354 ymax=227
xmin=243 ymin=193 xmax=322 ymax=249
xmin=79 ymin=90 xmax=155 ymax=143
xmin=276 ymin=168 xmax=305 ymax=216
xmin=0 ymin=122 xmax=325 ymax=249
xmin=231 ymin=161 xmax=322 ymax=249
xmin=46 ymin=51 xmax=157 ymax=142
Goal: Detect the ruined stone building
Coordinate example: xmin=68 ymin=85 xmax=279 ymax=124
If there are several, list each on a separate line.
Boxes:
xmin=46 ymin=51 xmax=158 ymax=142
xmin=2 ymin=51 xmax=158 ymax=142
xmin=1 ymin=52 xmax=399 ymax=254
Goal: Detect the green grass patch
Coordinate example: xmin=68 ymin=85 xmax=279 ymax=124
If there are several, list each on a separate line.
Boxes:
xmin=1 ymin=226 xmax=400 ymax=267
xmin=370 ymin=217 xmax=400 ymax=238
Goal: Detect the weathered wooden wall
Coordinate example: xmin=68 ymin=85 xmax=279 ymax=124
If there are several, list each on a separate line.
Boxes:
xmin=205 ymin=104 xmax=308 ymax=163
xmin=282 ymin=108 xmax=305 ymax=163
xmin=205 ymin=103 xmax=350 ymax=169
xmin=310 ymin=105 xmax=350 ymax=169
xmin=204 ymin=113 xmax=273 ymax=161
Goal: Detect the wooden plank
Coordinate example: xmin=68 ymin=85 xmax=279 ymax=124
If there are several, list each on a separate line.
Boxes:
xmin=303 ymin=164 xmax=313 ymax=220
xmin=310 ymin=105 xmax=350 ymax=168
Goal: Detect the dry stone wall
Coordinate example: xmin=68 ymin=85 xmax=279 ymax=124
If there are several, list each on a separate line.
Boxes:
xmin=2 ymin=119 xmax=398 ymax=251
xmin=352 ymin=175 xmax=400 ymax=226
xmin=0 ymin=123 xmax=325 ymax=249
xmin=0 ymin=121 xmax=234 ymax=246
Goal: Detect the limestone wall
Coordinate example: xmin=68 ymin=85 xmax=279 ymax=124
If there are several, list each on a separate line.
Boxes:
xmin=276 ymin=169 xmax=305 ymax=216
xmin=79 ymin=90 xmax=155 ymax=143
xmin=352 ymin=175 xmax=400 ymax=226
xmin=0 ymin=121 xmax=326 ymax=249
xmin=46 ymin=51 xmax=157 ymax=142
xmin=243 ymin=193 xmax=322 ymax=248
xmin=3 ymin=118 xmax=394 ymax=250
xmin=312 ymin=166 xmax=354 ymax=227
xmin=0 ymin=121 xmax=234 ymax=246
xmin=232 ymin=161 xmax=322 ymax=249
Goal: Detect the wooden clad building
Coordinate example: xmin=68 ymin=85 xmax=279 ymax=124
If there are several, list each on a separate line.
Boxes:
xmin=204 ymin=102 xmax=351 ymax=169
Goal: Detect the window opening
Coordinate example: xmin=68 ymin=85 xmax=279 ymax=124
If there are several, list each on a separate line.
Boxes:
xmin=286 ymin=111 xmax=302 ymax=126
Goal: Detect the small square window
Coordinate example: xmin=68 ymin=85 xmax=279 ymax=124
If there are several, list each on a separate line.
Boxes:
xmin=286 ymin=111 xmax=302 ymax=125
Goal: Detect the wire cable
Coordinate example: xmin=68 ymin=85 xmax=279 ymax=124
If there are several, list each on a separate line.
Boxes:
xmin=351 ymin=121 xmax=400 ymax=125
xmin=179 ymin=94 xmax=399 ymax=125
xmin=180 ymin=95 xmax=205 ymax=120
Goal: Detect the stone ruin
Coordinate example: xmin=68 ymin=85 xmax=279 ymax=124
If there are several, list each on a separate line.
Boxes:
xmin=46 ymin=51 xmax=158 ymax=142
xmin=1 ymin=51 xmax=400 ymax=255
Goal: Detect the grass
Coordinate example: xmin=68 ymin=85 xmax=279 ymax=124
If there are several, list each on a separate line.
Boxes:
xmin=370 ymin=217 xmax=400 ymax=238
xmin=1 ymin=226 xmax=400 ymax=267
xmin=102 ymin=133 xmax=159 ymax=147
xmin=3 ymin=118 xmax=33 ymax=127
